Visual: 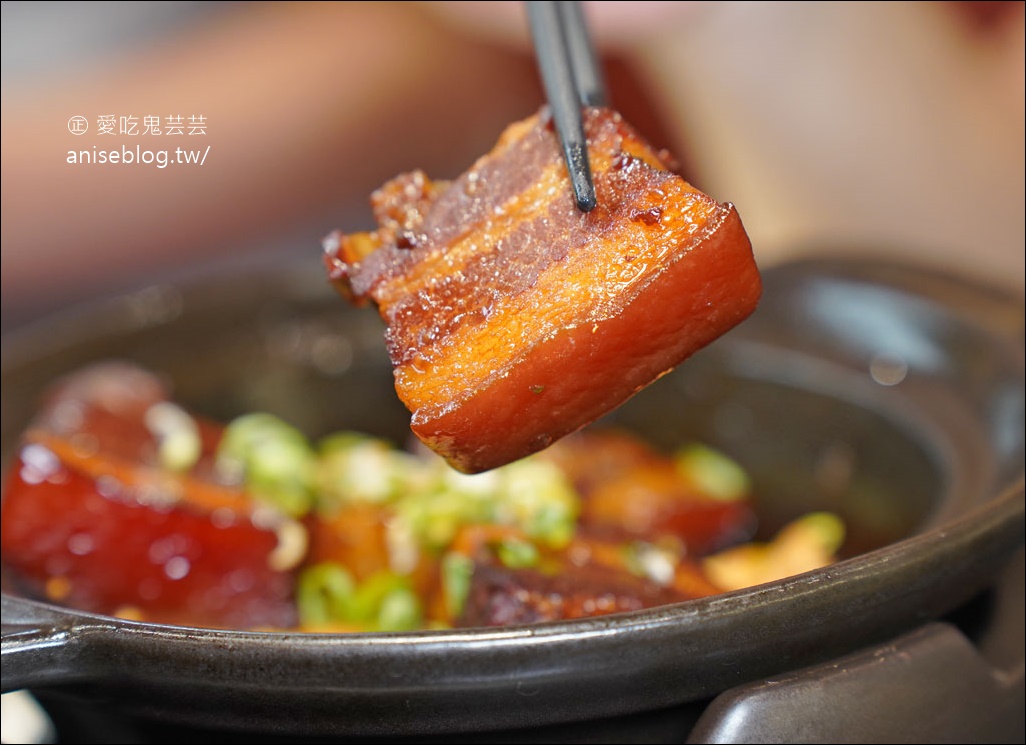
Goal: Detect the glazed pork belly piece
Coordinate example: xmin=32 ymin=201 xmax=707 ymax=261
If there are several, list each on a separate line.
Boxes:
xmin=0 ymin=363 xmax=299 ymax=630
xmin=324 ymin=106 xmax=761 ymax=473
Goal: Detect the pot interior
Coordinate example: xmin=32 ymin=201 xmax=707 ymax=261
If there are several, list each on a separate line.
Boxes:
xmin=1 ymin=255 xmax=1022 ymax=738
xmin=5 ymin=256 xmax=1007 ymax=588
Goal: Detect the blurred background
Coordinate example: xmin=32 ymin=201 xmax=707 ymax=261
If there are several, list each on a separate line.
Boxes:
xmin=1 ymin=0 xmax=1023 ymax=332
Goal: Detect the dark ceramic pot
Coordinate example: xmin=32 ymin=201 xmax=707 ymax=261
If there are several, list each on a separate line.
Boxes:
xmin=1 ymin=256 xmax=1023 ymax=742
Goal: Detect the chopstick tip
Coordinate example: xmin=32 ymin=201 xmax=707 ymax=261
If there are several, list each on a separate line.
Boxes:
xmin=575 ymin=189 xmax=597 ymax=213
xmin=567 ymin=141 xmax=597 ymax=212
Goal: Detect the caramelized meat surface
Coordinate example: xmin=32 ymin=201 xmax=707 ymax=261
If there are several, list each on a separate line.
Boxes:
xmin=460 ymin=560 xmax=690 ymax=627
xmin=325 ymin=107 xmax=761 ymax=473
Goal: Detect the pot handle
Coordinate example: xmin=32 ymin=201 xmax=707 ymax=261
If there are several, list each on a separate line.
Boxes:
xmin=1 ymin=595 xmax=90 ymax=692
xmin=688 ymin=550 xmax=1025 ymax=744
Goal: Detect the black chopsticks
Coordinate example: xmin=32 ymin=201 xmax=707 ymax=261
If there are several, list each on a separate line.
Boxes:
xmin=526 ymin=1 xmax=607 ymax=212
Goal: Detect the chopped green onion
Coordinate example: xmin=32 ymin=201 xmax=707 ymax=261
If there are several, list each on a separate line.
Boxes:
xmin=376 ymin=587 xmax=422 ymax=632
xmin=347 ymin=571 xmax=409 ymax=622
xmin=495 ymin=537 xmax=539 ymax=569
xmin=393 ymin=463 xmax=496 ymax=550
xmin=392 ymin=454 xmax=579 ymax=552
xmin=441 ymin=552 xmax=475 ymax=621
xmin=297 ymin=565 xmax=423 ymax=631
xmin=793 ymin=511 xmax=846 ymax=553
xmin=494 ymin=458 xmax=578 ymax=548
xmin=317 ymin=432 xmax=421 ymax=510
xmin=216 ymin=412 xmax=316 ymax=516
xmin=675 ymin=443 xmax=750 ymax=501
xmin=296 ymin=562 xmax=354 ymax=628
xmin=623 ymin=541 xmax=677 ymax=585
